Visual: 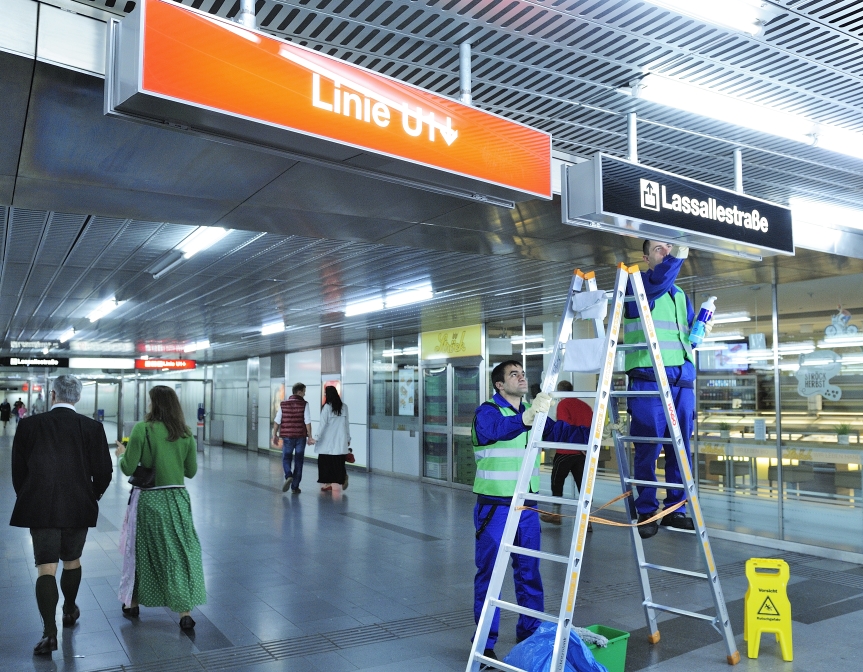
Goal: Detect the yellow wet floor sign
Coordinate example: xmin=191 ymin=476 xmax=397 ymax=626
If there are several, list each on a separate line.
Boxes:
xmin=744 ymin=558 xmax=792 ymax=661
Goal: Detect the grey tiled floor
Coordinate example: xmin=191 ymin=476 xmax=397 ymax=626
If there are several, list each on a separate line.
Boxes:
xmin=1 ymin=426 xmax=861 ymax=671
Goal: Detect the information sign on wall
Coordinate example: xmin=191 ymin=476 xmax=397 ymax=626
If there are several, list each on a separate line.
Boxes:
xmin=0 ymin=357 xmax=69 ymax=367
xmin=421 ymin=325 xmax=482 ymax=361
xmin=135 ymin=359 xmax=197 ymax=370
xmin=105 ymin=0 xmax=551 ymax=205
xmin=562 ymin=154 xmax=794 ymax=258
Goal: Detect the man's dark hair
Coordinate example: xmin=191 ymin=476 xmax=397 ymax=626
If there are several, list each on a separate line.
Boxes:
xmin=491 ymin=360 xmax=523 ymax=390
xmin=291 ymin=382 xmax=306 ymax=395
xmin=557 ymin=380 xmax=573 ymax=392
xmin=642 ymin=239 xmax=651 ymax=256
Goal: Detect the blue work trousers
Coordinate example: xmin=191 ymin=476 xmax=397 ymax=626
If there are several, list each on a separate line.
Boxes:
xmin=628 ymin=378 xmax=694 ymax=515
xmin=473 ymin=500 xmax=543 ymax=651
xmin=281 ymin=437 xmax=306 ymax=489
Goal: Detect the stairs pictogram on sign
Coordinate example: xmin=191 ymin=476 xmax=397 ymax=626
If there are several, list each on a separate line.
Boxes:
xmin=758 ymin=596 xmax=780 ymax=617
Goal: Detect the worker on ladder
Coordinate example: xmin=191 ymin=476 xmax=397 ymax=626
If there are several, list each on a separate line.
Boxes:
xmin=624 ymin=241 xmax=707 ymax=539
xmin=471 ymin=360 xmax=590 ymax=664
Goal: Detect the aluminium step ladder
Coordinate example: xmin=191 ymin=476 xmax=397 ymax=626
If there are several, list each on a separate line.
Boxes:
xmin=466 ymin=263 xmax=739 ymax=672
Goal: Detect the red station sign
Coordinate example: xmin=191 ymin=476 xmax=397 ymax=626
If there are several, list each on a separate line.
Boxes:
xmin=135 ymin=359 xmax=197 ymax=370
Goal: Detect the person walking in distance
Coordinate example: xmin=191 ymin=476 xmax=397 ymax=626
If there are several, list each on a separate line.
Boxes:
xmin=540 ymin=380 xmax=594 ymax=529
xmin=273 ymin=383 xmax=315 ymax=494
xmin=315 ymin=386 xmax=351 ymax=492
xmin=9 ymin=375 xmax=113 ymax=655
xmin=0 ymin=398 xmax=11 ymax=430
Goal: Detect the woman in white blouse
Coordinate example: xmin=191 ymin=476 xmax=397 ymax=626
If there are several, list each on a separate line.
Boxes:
xmin=315 ymin=386 xmax=351 ymax=491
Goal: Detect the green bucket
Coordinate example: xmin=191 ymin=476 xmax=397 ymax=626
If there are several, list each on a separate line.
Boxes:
xmin=585 ymin=625 xmax=630 ymax=672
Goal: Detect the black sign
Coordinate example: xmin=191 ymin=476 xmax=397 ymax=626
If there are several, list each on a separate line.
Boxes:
xmin=563 ymin=153 xmax=794 ymax=256
xmin=0 ymin=357 xmax=69 ymax=367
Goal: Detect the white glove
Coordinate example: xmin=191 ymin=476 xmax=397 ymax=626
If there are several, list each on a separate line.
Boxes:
xmin=602 ymin=421 xmax=625 ymax=439
xmin=522 ymin=393 xmax=552 ymax=426
xmin=670 ymin=245 xmax=689 ymax=260
xmin=704 ymin=318 xmax=714 ymax=335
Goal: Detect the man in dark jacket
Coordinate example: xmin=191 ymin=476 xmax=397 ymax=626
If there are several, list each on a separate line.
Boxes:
xmin=10 ymin=374 xmax=113 ymax=655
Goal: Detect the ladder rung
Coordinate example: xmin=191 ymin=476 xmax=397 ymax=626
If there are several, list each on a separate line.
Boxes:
xmin=644 ymin=602 xmax=716 ymax=622
xmin=537 ymin=441 xmax=588 ymax=451
xmin=473 ymin=653 xmax=524 ymax=672
xmin=550 ymin=391 xmax=597 ymax=398
xmin=490 ymin=598 xmax=557 ymax=624
xmin=611 ymin=390 xmax=661 ymax=397
xmin=616 ymin=343 xmax=648 ymax=351
xmin=624 ymin=478 xmax=685 ymax=489
xmin=504 ymin=544 xmax=570 ymax=564
xmin=527 ymin=493 xmax=580 ymax=506
xmin=641 ymin=563 xmax=708 ymax=579
xmin=617 ymin=435 xmax=673 ymax=443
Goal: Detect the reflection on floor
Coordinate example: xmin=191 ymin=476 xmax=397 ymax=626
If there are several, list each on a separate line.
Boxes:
xmin=1 ymin=423 xmax=862 ymax=671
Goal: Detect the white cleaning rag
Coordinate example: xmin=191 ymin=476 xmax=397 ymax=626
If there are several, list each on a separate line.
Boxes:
xmin=563 ymin=337 xmax=606 ymax=373
xmin=572 ymin=290 xmax=608 ymax=321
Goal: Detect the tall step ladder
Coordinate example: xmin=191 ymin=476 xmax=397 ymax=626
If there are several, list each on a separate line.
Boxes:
xmin=466 ymin=263 xmax=739 ymax=672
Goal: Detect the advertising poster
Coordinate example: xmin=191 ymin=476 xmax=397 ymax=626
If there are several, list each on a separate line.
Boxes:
xmin=322 ymin=376 xmax=342 ymax=406
xmin=398 ymin=367 xmax=415 ymax=416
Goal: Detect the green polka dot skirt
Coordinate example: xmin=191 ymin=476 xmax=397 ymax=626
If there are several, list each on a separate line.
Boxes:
xmin=135 ymin=488 xmax=206 ymax=613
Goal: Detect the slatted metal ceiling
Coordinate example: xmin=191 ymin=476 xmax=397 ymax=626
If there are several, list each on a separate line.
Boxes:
xmin=4 ymin=0 xmax=863 ymax=360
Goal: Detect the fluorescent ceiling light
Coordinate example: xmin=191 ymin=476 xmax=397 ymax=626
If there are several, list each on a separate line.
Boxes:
xmin=177 ymin=227 xmax=231 ymax=259
xmin=345 ymin=297 xmax=384 ymax=317
xmin=511 ymin=336 xmax=545 ymax=344
xmin=841 ymin=353 xmax=863 ymax=364
xmin=381 ymin=347 xmax=419 ymax=357
xmin=88 ymin=298 xmax=126 ymax=322
xmin=59 ymin=328 xmax=76 ymax=343
xmin=632 ymin=74 xmax=814 ymax=146
xmin=778 ymin=342 xmax=815 ymax=355
xmin=818 ymin=335 xmax=863 ymax=348
xmin=645 ymin=0 xmax=778 ymax=36
xmin=261 ymin=321 xmax=285 ymax=336
xmin=703 ymin=331 xmax=745 ymax=342
xmin=184 ymin=339 xmax=210 ymax=353
xmin=790 ymin=197 xmax=863 ymax=233
xmin=523 ymin=347 xmax=553 ymax=355
xmin=631 ymin=74 xmax=863 ymax=161
xmin=385 ymin=284 xmax=434 ymax=309
xmin=712 ymin=312 xmax=751 ymax=325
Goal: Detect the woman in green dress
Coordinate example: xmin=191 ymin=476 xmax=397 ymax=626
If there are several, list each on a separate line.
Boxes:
xmin=115 ymin=385 xmax=205 ymax=630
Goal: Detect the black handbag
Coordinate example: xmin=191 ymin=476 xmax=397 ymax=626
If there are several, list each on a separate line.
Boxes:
xmin=127 ymin=427 xmax=156 ymax=489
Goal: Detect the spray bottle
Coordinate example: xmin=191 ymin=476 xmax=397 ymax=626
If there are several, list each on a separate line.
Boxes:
xmin=689 ymin=296 xmax=717 ymax=347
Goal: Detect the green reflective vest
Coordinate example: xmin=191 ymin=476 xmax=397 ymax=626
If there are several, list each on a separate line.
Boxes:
xmin=471 ymin=401 xmax=540 ymax=496
xmin=623 ymin=287 xmax=694 ymax=370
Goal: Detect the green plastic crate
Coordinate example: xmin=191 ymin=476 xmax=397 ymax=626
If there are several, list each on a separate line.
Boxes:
xmin=585 ymin=625 xmax=630 ymax=672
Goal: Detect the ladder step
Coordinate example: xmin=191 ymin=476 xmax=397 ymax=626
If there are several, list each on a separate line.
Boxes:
xmin=489 ymin=598 xmax=558 ymax=624
xmin=641 ymin=563 xmax=708 ymax=579
xmin=616 ymin=343 xmax=648 ymax=351
xmin=617 ymin=435 xmax=673 ymax=443
xmin=528 ymin=493 xmax=580 ymax=506
xmin=644 ymin=602 xmax=716 ymax=622
xmin=611 ymin=390 xmax=661 ymax=397
xmin=503 ymin=544 xmax=570 ymax=564
xmin=537 ymin=441 xmax=588 ymax=451
xmin=473 ymin=653 xmax=524 ymax=672
xmin=550 ymin=391 xmax=597 ymax=398
xmin=624 ymin=478 xmax=685 ymax=489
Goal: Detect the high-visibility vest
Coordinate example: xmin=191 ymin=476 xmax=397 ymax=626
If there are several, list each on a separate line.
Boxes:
xmin=471 ymin=401 xmax=540 ymax=496
xmin=623 ymin=287 xmax=694 ymax=370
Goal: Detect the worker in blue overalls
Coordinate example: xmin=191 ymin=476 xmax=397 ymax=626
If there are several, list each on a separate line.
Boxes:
xmin=471 ymin=359 xmax=590 ymax=663
xmin=624 ymin=240 xmax=709 ymax=539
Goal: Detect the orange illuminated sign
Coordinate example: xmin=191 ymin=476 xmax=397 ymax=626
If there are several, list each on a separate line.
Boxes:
xmin=135 ymin=359 xmax=197 ymax=370
xmin=131 ymin=0 xmax=550 ymax=199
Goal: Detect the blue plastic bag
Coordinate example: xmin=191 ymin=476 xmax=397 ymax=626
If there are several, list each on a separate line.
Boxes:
xmin=502 ymin=623 xmax=609 ymax=672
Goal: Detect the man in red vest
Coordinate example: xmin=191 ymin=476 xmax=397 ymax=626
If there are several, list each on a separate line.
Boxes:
xmin=272 ymin=383 xmax=315 ymax=494
xmin=540 ymin=380 xmax=594 ymax=529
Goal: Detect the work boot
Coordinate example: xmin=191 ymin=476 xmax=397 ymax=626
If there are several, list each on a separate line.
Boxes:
xmin=661 ymin=511 xmax=695 ymax=530
xmin=479 ymin=649 xmax=498 ymax=670
xmin=539 ymin=504 xmax=562 ymax=525
xmin=637 ymin=512 xmax=659 ymax=539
